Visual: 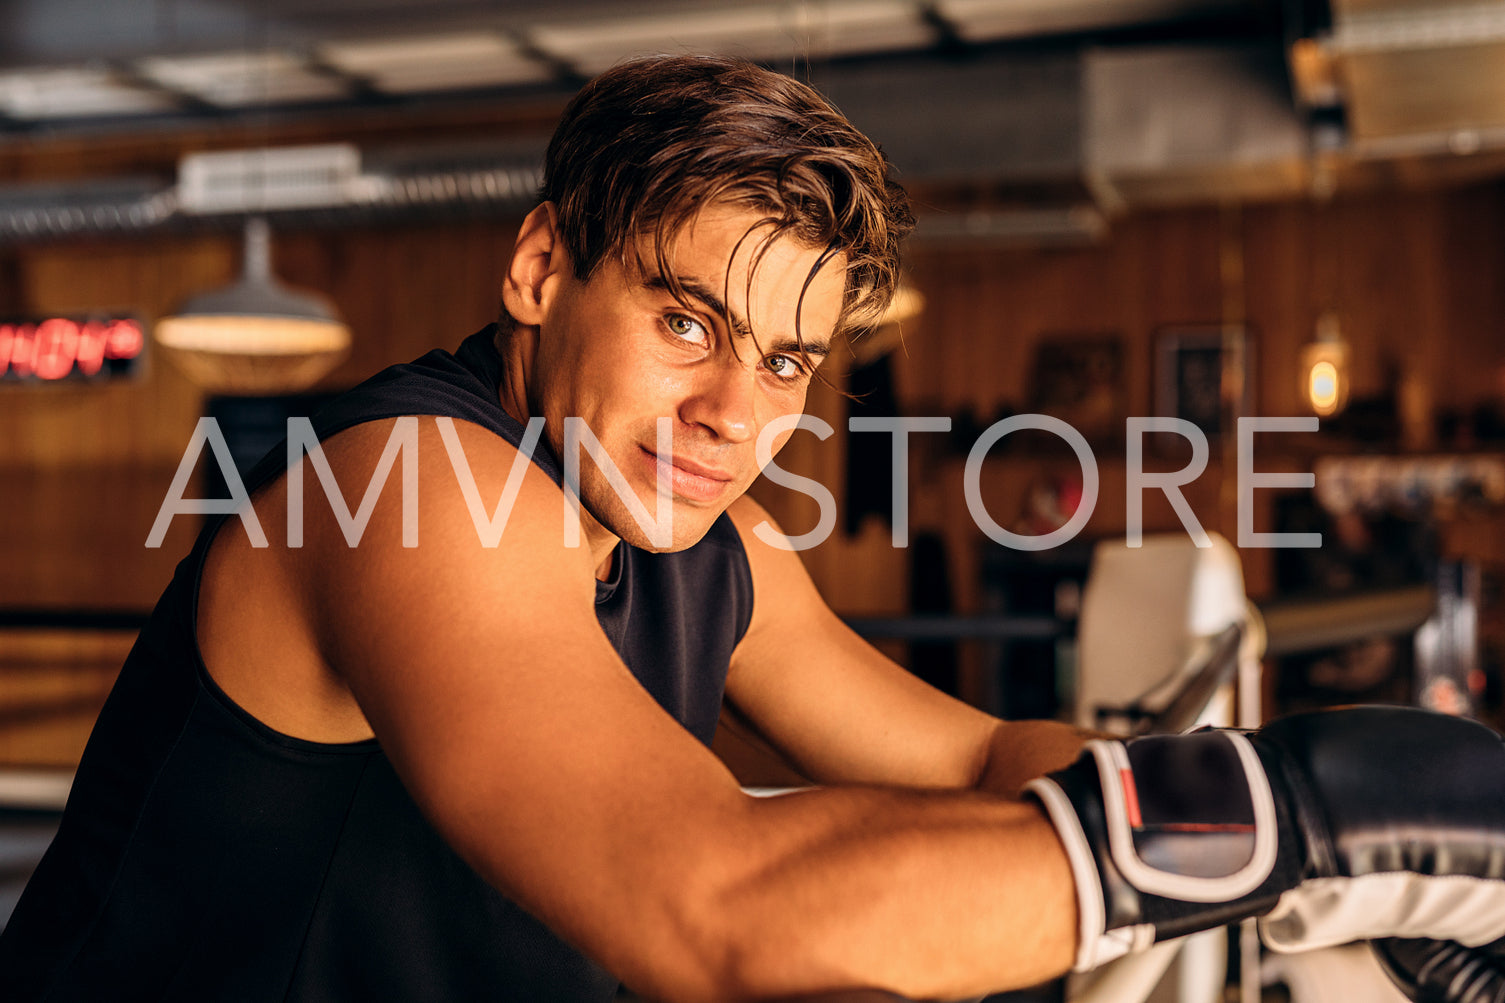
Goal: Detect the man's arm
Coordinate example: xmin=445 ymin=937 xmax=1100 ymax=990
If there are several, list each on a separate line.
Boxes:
xmin=295 ymin=420 xmax=1077 ymax=1002
xmin=722 ymin=497 xmax=1093 ymax=800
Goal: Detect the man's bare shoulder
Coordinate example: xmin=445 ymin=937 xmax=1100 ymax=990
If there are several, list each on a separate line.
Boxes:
xmin=291 ymin=415 xmax=598 ymax=625
xmin=199 ymin=415 xmax=598 ymax=743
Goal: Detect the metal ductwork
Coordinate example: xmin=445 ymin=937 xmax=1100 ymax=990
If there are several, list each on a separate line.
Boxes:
xmin=1294 ymin=0 xmax=1505 ymax=159
xmin=822 ymin=42 xmax=1309 ymax=217
xmin=818 ymin=52 xmax=1084 ymax=186
xmin=1084 ymin=42 xmax=1309 ymax=209
xmin=0 ymin=143 xmax=543 ymax=244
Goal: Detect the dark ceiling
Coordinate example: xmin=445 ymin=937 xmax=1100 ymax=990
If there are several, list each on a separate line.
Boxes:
xmin=0 ymin=0 xmax=1285 ymax=133
xmin=3 ymin=1 xmax=1505 ymax=243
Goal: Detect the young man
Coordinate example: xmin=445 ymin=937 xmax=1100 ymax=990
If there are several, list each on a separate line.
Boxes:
xmin=4 ymin=55 xmax=1504 ymax=1003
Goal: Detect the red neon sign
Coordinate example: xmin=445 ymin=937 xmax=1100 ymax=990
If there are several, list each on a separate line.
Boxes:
xmin=0 ymin=317 xmax=144 ymax=383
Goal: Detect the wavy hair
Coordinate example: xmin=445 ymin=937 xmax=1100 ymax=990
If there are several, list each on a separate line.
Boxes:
xmin=509 ymin=54 xmax=913 ymax=352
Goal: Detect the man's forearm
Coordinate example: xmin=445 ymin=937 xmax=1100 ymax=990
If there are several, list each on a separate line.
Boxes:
xmin=711 ymin=785 xmax=1078 ymax=1001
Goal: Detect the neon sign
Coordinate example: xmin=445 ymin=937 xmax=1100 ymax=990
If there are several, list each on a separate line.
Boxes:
xmin=0 ymin=317 xmax=145 ymax=383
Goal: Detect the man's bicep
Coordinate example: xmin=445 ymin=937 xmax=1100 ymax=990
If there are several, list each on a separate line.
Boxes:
xmin=724 ymin=496 xmax=1001 ymax=791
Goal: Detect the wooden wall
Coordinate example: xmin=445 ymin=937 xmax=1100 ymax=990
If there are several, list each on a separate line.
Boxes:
xmin=0 ymin=220 xmax=523 ymax=607
xmin=760 ymin=184 xmax=1505 ymax=616
xmin=0 ymin=220 xmax=522 ymax=763
xmin=4 ymin=181 xmax=1505 ymax=760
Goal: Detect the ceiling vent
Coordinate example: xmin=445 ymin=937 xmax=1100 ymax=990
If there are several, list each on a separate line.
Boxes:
xmin=176 ymin=144 xmax=382 ymax=215
xmin=1085 ymin=43 xmax=1310 ymax=209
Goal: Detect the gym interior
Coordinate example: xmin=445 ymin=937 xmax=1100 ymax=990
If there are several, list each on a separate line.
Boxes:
xmin=2 ymin=2 xmax=1503 ymax=1000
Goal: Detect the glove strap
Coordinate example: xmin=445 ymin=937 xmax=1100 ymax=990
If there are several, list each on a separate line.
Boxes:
xmin=1027 ymin=731 xmax=1288 ymax=972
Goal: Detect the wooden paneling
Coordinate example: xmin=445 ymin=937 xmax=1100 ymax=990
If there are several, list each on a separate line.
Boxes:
xmin=0 ymin=220 xmax=524 ymax=612
xmin=848 ymin=186 xmax=1505 ymax=616
xmin=0 ymin=632 xmax=133 ymax=766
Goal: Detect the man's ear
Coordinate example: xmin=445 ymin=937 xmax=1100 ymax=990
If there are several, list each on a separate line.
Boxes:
xmin=502 ymin=202 xmax=567 ymax=327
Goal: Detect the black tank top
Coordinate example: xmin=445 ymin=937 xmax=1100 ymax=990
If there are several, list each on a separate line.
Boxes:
xmin=0 ymin=329 xmax=754 ymax=1001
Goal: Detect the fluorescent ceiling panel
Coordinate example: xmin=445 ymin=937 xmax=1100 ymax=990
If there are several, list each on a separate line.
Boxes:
xmin=1329 ymin=2 xmax=1505 ymax=54
xmin=530 ymin=0 xmax=931 ymax=74
xmin=137 ymin=50 xmax=350 ymax=107
xmin=1340 ymin=42 xmax=1505 ymax=141
xmin=0 ymin=67 xmax=178 ymax=119
xmin=936 ymin=0 xmax=1237 ymax=42
xmin=319 ymin=32 xmax=554 ymax=93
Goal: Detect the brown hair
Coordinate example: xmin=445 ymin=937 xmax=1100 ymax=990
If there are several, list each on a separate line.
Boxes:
xmin=509 ymin=54 xmax=912 ymax=349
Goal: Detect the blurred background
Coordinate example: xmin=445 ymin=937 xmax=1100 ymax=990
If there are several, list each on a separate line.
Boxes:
xmin=1 ymin=3 xmax=1504 ymax=986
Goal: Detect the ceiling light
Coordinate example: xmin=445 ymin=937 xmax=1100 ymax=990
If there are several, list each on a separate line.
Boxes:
xmin=0 ymin=67 xmax=178 ymax=119
xmin=529 ymin=0 xmax=930 ymax=74
xmin=155 ymin=218 xmax=350 ymax=395
xmin=137 ymin=50 xmax=349 ymax=108
xmin=319 ymin=32 xmax=553 ymax=93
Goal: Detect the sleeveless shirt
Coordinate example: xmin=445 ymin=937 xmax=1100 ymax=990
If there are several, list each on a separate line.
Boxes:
xmin=0 ymin=329 xmax=754 ymax=1001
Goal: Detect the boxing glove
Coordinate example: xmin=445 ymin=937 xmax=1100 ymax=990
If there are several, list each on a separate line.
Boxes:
xmin=1025 ymin=706 xmax=1505 ymax=972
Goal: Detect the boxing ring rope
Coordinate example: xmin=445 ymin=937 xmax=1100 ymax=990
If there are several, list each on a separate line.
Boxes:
xmin=0 ymin=609 xmax=152 ymax=632
xmin=1259 ymin=585 xmax=1434 ymax=659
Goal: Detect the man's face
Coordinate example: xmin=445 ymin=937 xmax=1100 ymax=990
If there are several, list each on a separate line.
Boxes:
xmin=528 ymin=206 xmax=844 ymax=552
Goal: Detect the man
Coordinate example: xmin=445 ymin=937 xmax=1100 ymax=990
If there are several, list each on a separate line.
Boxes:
xmin=3 ymin=55 xmax=1503 ymax=1003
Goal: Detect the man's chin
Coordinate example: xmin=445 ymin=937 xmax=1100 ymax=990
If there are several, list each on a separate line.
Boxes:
xmin=613 ymin=515 xmax=720 ymax=554
xmin=583 ymin=484 xmax=737 ymax=553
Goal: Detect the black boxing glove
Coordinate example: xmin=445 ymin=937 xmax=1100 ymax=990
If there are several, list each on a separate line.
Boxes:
xmin=1373 ymin=937 xmax=1505 ymax=1003
xmin=1024 ymin=706 xmax=1505 ymax=972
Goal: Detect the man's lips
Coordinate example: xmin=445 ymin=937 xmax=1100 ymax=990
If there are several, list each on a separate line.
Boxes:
xmin=638 ymin=445 xmax=735 ymax=503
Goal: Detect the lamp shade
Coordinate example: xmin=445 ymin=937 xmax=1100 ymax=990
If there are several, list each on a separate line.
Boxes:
xmin=155 ymin=217 xmax=350 ymax=394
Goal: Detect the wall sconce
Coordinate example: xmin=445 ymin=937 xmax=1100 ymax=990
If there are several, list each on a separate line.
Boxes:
xmin=155 ymin=217 xmax=350 ymax=395
xmin=1301 ymin=311 xmax=1350 ymax=418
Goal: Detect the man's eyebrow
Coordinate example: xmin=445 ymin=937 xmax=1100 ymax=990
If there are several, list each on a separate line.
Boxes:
xmin=644 ymin=274 xmax=830 ymax=359
xmin=770 ymin=335 xmax=830 ymax=361
xmin=645 ymin=275 xmax=752 ymax=339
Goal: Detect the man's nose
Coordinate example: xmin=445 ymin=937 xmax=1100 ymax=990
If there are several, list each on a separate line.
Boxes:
xmin=680 ymin=359 xmax=756 ymax=444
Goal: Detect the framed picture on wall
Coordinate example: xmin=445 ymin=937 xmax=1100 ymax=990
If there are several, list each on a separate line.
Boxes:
xmin=1028 ymin=334 xmax=1126 ymax=444
xmin=1154 ymin=325 xmax=1253 ymax=438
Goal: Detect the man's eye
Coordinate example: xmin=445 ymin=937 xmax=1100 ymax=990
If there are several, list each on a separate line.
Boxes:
xmin=765 ymin=354 xmax=807 ymax=380
xmin=665 ymin=314 xmax=707 ymax=344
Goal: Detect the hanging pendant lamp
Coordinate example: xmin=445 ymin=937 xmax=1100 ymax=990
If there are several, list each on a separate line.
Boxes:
xmin=155 ymin=217 xmax=351 ymax=395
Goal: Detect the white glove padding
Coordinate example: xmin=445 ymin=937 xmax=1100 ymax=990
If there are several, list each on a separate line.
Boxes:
xmin=1262 ymin=873 xmax=1505 ymax=952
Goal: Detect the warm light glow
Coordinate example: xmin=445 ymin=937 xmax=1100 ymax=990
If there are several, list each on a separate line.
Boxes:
xmin=881 ymin=284 xmax=925 ymax=327
xmin=1309 ymin=360 xmax=1340 ymax=414
xmin=154 ymin=316 xmax=350 ymax=395
xmin=154 ymin=314 xmax=349 ymax=355
xmin=1300 ymin=338 xmax=1349 ymax=418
